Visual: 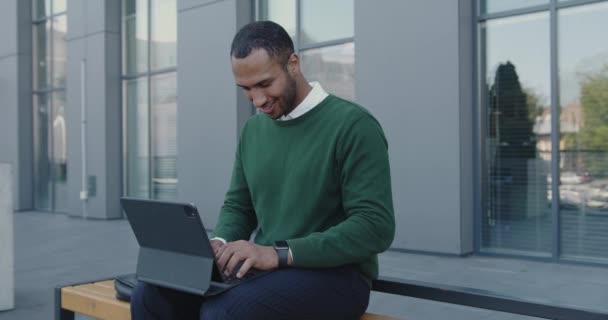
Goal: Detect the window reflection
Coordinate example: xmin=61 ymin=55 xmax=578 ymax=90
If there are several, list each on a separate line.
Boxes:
xmin=52 ymin=92 xmax=67 ymax=212
xmin=151 ymin=0 xmax=177 ymax=71
xmin=32 ymin=0 xmax=68 ymax=212
xmin=33 ymin=21 xmax=50 ymax=90
xmin=52 ymin=15 xmax=67 ymax=88
xmin=123 ymin=0 xmax=178 ymax=200
xmin=481 ymin=13 xmax=551 ymax=256
xmin=33 ymin=0 xmax=51 ymax=19
xmin=151 ymin=73 xmax=178 ymax=200
xmin=125 ymin=79 xmax=150 ymax=199
xmin=558 ymin=2 xmax=608 ymax=261
xmin=257 ymin=0 xmax=296 ymax=40
xmin=33 ymin=93 xmax=51 ymax=210
xmin=301 ymin=0 xmax=353 ymax=45
xmin=53 ymin=0 xmax=66 ymax=14
xmin=123 ymin=0 xmax=148 ymax=75
xmin=301 ymin=43 xmax=355 ymax=101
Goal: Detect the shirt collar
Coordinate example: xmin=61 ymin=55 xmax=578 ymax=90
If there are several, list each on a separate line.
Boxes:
xmin=278 ymin=82 xmax=329 ymax=121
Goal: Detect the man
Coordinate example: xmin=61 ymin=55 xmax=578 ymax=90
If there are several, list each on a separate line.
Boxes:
xmin=131 ymin=21 xmax=395 ymax=320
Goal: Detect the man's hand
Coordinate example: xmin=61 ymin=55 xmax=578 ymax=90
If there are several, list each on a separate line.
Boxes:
xmin=210 ymin=239 xmax=225 ymax=257
xmin=215 ymin=240 xmax=279 ymax=278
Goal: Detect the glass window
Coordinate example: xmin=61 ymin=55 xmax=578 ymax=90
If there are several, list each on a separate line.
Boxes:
xmin=257 ymin=0 xmax=296 ymax=40
xmin=151 ymin=0 xmax=177 ymax=71
xmin=32 ymin=0 xmax=68 ymax=212
xmin=53 ymin=0 xmax=66 ymax=14
xmin=123 ymin=0 xmax=178 ymax=200
xmin=33 ymin=93 xmax=51 ymax=210
xmin=301 ymin=42 xmax=354 ymax=101
xmin=558 ymin=2 xmax=608 ymax=261
xmin=481 ymin=0 xmax=549 ymax=15
xmin=125 ymin=78 xmax=150 ymax=198
xmin=301 ymin=0 xmax=353 ymax=45
xmin=33 ymin=21 xmax=50 ymax=90
xmin=123 ymin=0 xmax=148 ymax=75
xmin=151 ymin=73 xmax=178 ymax=200
xmin=52 ymin=15 xmax=67 ymax=88
xmin=33 ymin=0 xmax=51 ymax=20
xmin=480 ymin=12 xmax=552 ymax=256
xmin=52 ymin=91 xmax=68 ymax=212
xmin=257 ymin=0 xmax=355 ymax=99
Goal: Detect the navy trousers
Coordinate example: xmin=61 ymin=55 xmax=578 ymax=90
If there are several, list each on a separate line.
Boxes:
xmin=130 ymin=266 xmax=370 ymax=320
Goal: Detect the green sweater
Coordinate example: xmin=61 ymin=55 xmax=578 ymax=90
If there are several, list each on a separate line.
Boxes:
xmin=212 ymin=95 xmax=395 ymax=284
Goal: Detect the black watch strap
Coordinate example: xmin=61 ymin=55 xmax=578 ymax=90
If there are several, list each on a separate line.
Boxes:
xmin=273 ymin=240 xmax=289 ymax=268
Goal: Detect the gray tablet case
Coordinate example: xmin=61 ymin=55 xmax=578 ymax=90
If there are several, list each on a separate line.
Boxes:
xmin=121 ymin=197 xmax=264 ymax=297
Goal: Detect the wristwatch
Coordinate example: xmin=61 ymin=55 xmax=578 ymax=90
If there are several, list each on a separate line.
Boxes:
xmin=273 ymin=240 xmax=289 ymax=268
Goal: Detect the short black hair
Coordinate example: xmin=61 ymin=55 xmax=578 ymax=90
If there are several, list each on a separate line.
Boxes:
xmin=230 ymin=21 xmax=294 ymax=64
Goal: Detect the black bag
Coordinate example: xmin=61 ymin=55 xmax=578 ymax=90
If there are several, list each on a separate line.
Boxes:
xmin=115 ymin=274 xmax=138 ymax=302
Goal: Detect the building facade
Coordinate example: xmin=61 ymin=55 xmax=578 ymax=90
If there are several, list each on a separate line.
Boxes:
xmin=1 ymin=0 xmax=607 ymax=265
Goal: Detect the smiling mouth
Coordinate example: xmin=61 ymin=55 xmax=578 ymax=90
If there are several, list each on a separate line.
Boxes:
xmin=261 ymin=102 xmax=274 ymax=114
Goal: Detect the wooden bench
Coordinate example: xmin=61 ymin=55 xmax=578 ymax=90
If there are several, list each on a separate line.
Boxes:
xmin=56 ymin=276 xmax=607 ymax=320
xmin=55 ymin=279 xmax=398 ymax=320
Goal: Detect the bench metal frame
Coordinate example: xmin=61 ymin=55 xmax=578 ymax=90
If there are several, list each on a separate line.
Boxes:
xmin=55 ymin=276 xmax=608 ymax=320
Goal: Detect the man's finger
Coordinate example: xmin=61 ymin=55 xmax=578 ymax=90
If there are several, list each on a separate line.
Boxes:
xmin=215 ymin=242 xmax=227 ymax=260
xmin=237 ymin=258 xmax=253 ymax=278
xmin=217 ymin=245 xmax=234 ymax=272
xmin=225 ymin=252 xmax=243 ymax=276
xmin=211 ymin=240 xmax=224 ymax=255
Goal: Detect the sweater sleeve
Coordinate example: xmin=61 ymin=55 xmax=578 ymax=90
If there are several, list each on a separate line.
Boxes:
xmin=288 ymin=115 xmax=395 ymax=267
xmin=211 ymin=136 xmax=258 ymax=242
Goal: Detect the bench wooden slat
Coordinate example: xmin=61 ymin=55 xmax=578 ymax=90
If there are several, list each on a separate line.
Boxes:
xmin=69 ymin=283 xmax=118 ymax=299
xmin=61 ymin=285 xmax=131 ymax=320
xmin=361 ymin=312 xmax=400 ymax=320
xmin=94 ymin=280 xmax=116 ymax=289
xmin=60 ymin=280 xmax=398 ymax=320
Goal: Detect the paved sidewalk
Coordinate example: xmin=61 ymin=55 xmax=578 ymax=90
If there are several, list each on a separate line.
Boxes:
xmin=1 ymin=211 xmax=607 ymax=319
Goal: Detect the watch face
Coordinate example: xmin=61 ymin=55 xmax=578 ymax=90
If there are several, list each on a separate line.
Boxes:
xmin=274 ymin=240 xmax=289 ymax=250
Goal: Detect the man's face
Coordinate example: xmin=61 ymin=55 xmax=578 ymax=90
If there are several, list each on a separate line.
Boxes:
xmin=232 ymin=49 xmax=297 ymax=120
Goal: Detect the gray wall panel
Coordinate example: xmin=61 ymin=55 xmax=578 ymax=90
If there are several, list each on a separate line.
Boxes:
xmin=67 ymin=0 xmax=120 ymax=40
xmin=67 ymin=0 xmax=85 ymax=40
xmin=65 ymin=12 xmax=122 ymax=219
xmin=17 ymin=0 xmax=33 ymax=211
xmin=0 ymin=0 xmax=17 ymax=57
xmin=65 ymin=37 xmax=85 ymax=218
xmin=0 ymin=0 xmax=33 ymax=211
xmin=104 ymin=32 xmax=123 ymax=219
xmin=17 ymin=53 xmax=33 ymax=210
xmin=105 ymin=0 xmax=121 ymax=34
xmin=177 ymin=0 xmax=249 ymax=228
xmin=83 ymin=33 xmax=109 ymax=218
xmin=0 ymin=57 xmax=19 ymax=207
xmin=355 ymin=0 xmax=468 ymax=254
xmin=459 ymin=0 xmax=474 ymax=254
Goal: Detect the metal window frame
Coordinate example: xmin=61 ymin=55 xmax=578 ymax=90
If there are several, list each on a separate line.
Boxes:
xmin=475 ymin=0 xmax=608 ymax=264
xmin=31 ymin=0 xmax=68 ymax=212
xmin=121 ymin=0 xmax=178 ymax=200
xmin=255 ymin=0 xmax=354 ymax=55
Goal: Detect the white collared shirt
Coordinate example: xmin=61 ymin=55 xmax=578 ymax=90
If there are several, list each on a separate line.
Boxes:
xmin=278 ymin=82 xmax=329 ymax=121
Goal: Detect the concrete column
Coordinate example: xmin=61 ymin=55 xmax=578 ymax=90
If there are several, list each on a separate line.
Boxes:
xmin=0 ymin=163 xmax=15 ymax=311
xmin=65 ymin=0 xmax=122 ymax=219
xmin=355 ymin=0 xmax=474 ymax=254
xmin=177 ymin=0 xmax=253 ymax=227
xmin=0 ymin=0 xmax=33 ymax=211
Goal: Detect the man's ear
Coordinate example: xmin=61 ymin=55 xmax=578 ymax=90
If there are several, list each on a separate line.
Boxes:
xmin=287 ymin=53 xmax=299 ymax=75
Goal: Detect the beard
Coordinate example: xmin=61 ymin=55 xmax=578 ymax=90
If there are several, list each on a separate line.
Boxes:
xmin=280 ymin=73 xmax=298 ymax=118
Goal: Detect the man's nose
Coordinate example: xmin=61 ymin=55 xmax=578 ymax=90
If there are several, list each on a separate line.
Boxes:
xmin=251 ymin=89 xmax=267 ymax=108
